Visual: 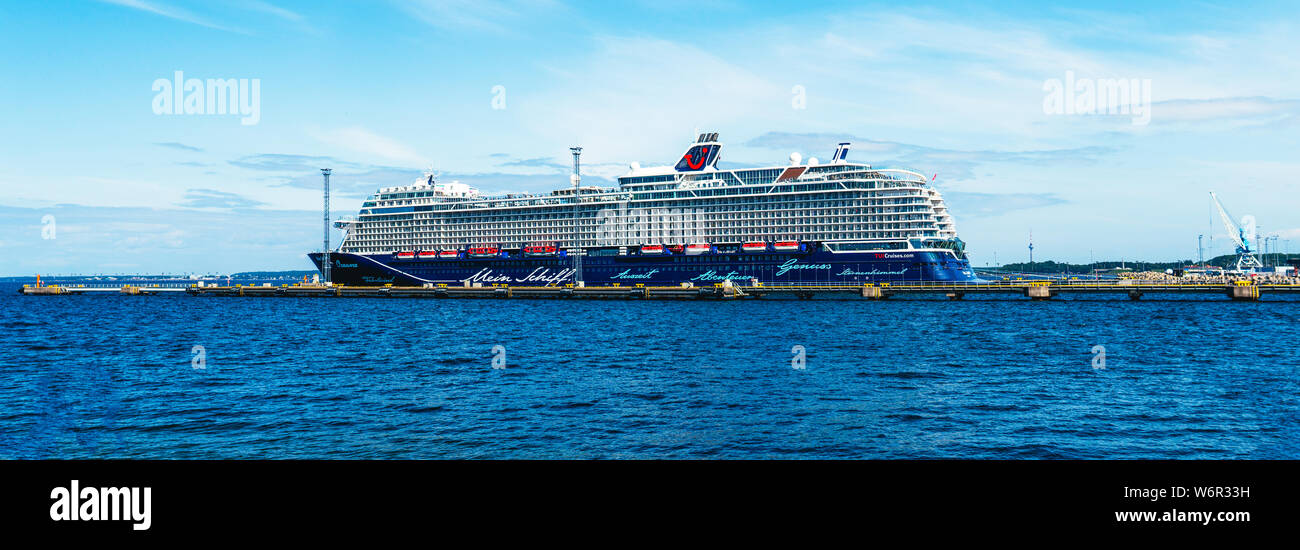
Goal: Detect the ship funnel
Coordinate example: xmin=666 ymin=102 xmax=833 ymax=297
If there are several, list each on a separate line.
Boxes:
xmin=831 ymin=142 xmax=851 ymax=163
xmin=674 ymin=132 xmax=722 ymax=172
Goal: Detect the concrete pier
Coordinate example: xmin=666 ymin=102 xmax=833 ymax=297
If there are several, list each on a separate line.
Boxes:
xmin=860 ymin=285 xmax=886 ymax=299
xmin=18 ymin=283 xmax=186 ymax=295
xmin=23 ymin=285 xmax=66 ymax=295
xmin=17 ymin=280 xmax=1300 ymax=301
xmin=1228 ymin=282 xmax=1260 ymax=301
xmin=1025 ymin=284 xmax=1054 ymax=300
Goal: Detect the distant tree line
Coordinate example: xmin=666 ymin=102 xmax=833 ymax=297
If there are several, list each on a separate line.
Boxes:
xmin=229 ymin=270 xmax=319 ymax=279
xmin=994 ymin=253 xmax=1299 ymax=273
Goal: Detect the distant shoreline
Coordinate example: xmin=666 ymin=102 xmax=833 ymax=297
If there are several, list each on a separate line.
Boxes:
xmin=0 ymin=270 xmax=318 ymax=282
xmin=4 ymin=252 xmax=1296 ymax=282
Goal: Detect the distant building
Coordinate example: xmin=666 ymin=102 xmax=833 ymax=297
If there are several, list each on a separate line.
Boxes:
xmin=1094 ymin=267 xmax=1134 ymax=274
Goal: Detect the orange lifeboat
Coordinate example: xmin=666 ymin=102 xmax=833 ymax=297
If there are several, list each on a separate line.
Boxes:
xmin=773 ymin=241 xmax=800 ymax=252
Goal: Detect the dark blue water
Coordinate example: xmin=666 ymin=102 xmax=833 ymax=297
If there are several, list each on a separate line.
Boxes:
xmin=2 ymin=282 xmax=1297 ymax=459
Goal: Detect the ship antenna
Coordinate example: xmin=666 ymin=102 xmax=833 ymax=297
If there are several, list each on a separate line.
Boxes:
xmin=321 ymin=168 xmax=332 ymax=285
xmin=570 ymin=146 xmax=584 ymax=285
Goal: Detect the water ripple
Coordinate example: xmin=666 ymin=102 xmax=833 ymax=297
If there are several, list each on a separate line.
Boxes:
xmin=1 ymin=283 xmax=1297 ymax=458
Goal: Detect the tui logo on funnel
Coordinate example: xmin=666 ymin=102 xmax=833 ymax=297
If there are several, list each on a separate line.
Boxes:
xmin=674 ymin=143 xmax=721 ymax=172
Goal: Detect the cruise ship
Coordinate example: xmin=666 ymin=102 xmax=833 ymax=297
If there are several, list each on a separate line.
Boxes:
xmin=308 ymin=133 xmax=977 ymax=286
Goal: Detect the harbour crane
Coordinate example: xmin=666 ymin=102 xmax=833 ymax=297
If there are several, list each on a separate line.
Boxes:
xmin=1209 ymin=191 xmax=1262 ymax=271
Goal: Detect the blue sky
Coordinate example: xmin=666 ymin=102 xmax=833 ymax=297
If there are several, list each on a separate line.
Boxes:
xmin=2 ymin=0 xmax=1298 ymax=275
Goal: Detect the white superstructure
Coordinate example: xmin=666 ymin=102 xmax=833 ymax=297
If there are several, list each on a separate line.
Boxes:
xmin=337 ymin=135 xmax=962 ymax=256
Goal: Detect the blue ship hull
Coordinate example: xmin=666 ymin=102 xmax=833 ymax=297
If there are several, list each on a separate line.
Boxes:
xmin=308 ymin=246 xmax=977 ymax=286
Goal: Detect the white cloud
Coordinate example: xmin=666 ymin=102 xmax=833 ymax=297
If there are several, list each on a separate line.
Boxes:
xmin=97 ymin=0 xmax=245 ymax=33
xmin=240 ymin=0 xmax=303 ymax=22
xmin=759 ymin=10 xmax=1300 ymax=139
xmin=1151 ymin=97 xmax=1300 ymax=125
xmin=308 ymin=126 xmax=432 ymax=168
xmin=517 ymin=36 xmax=788 ymax=165
xmin=115 ymin=229 xmax=187 ymax=250
xmin=0 ymin=204 xmax=332 ymax=275
xmin=396 ymin=0 xmax=559 ymax=34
